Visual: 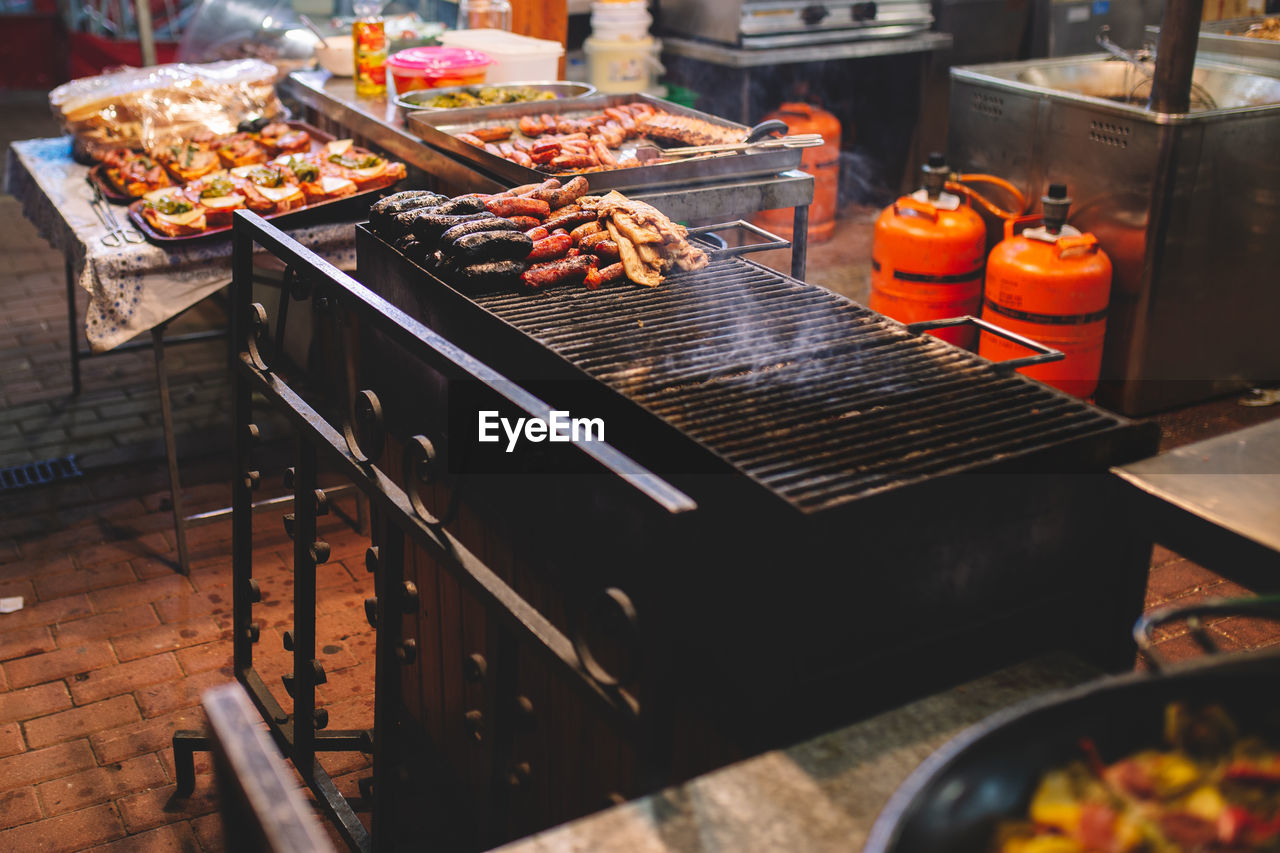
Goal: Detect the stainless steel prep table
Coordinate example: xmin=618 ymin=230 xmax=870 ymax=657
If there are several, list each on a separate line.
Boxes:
xmin=1114 ymin=418 xmax=1280 ymax=589
xmin=281 ymin=70 xmax=816 ymax=279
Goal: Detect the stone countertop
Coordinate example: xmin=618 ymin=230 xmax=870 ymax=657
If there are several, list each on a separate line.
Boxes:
xmin=493 ymin=654 xmax=1098 ymax=853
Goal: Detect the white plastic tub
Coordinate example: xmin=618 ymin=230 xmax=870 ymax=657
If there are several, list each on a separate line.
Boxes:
xmin=438 ymin=29 xmax=564 ymax=83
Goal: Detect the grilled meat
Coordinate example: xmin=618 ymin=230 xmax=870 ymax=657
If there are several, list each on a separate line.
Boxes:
xmin=635 ymin=113 xmax=744 ymax=147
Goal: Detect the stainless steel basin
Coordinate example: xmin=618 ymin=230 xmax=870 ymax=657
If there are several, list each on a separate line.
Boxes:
xmin=965 ymin=55 xmax=1280 ymax=115
xmin=950 ymin=55 xmax=1280 ymax=414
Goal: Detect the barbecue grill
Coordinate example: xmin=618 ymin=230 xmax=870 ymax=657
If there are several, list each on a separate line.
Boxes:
xmin=353 ymin=223 xmax=1159 ymax=845
xmin=182 ymin=209 xmax=1159 ymax=853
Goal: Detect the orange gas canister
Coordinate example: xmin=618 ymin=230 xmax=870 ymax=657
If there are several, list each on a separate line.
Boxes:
xmin=979 ymin=185 xmax=1112 ymax=398
xmin=868 ymin=154 xmax=987 ymax=349
xmin=751 ymin=102 xmax=841 ymax=243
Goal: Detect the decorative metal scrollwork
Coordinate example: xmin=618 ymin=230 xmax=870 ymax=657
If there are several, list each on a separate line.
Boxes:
xmin=344 ymin=389 xmax=385 ymax=465
xmin=572 ymin=587 xmax=641 ymax=689
xmin=246 ymin=302 xmax=270 ymax=371
xmin=402 ymin=435 xmax=440 ymax=525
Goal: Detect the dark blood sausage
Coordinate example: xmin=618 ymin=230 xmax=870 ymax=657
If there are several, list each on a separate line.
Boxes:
xmin=452 ymin=259 xmax=527 ymax=290
xmin=410 ymin=211 xmax=492 ymax=243
xmin=526 ymin=232 xmax=573 ymax=262
xmin=543 ymin=209 xmax=597 ymax=232
xmin=569 ymin=220 xmax=602 ymax=243
xmin=370 ymin=191 xmax=448 ymax=236
xmin=448 ymin=230 xmax=535 ymax=263
xmin=520 ymin=255 xmax=596 ymax=291
xmin=471 ymin=126 xmax=512 ymax=142
xmin=433 ymin=196 xmax=489 ymax=216
xmin=508 ymin=216 xmax=541 ymax=231
xmin=484 ymin=196 xmax=551 ymax=219
xmin=439 ymin=217 xmax=522 ymax=247
xmin=589 ymin=239 xmax=621 ymax=261
xmin=544 ymin=176 xmax=590 ymax=209
xmin=584 ymin=262 xmax=626 ymax=290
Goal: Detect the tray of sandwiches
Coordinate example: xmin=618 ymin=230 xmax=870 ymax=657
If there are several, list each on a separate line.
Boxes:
xmin=120 ymin=134 xmax=406 ymax=242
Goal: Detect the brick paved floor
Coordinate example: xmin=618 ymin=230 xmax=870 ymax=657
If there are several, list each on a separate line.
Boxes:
xmin=0 ymin=460 xmax=376 ymax=852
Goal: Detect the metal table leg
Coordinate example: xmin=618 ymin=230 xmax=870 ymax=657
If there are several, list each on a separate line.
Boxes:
xmin=66 ymin=255 xmax=81 ymax=396
xmin=152 ymin=323 xmax=192 ymax=575
xmin=791 ymin=204 xmax=809 ymax=280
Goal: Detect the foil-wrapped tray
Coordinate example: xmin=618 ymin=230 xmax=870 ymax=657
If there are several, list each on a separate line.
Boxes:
xmin=405 ymin=92 xmax=803 ymax=193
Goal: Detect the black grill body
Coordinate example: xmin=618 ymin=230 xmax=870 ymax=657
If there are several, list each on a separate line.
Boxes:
xmin=354 ymin=226 xmax=1159 ymax=848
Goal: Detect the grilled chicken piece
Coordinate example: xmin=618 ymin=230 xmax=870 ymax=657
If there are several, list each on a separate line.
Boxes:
xmin=582 ymin=191 xmax=708 ymax=287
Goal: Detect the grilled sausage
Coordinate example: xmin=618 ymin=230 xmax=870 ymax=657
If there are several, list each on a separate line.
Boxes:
xmin=448 ymin=230 xmax=535 ymax=263
xmin=526 ymin=232 xmax=573 ymax=263
xmin=371 ymin=191 xmax=448 ymax=236
xmin=543 ymin=209 xmax=597 ymax=232
xmin=411 ymin=211 xmax=492 ymax=243
xmin=531 ymin=148 xmax=559 ymax=166
xmin=550 ymin=153 xmax=597 ymax=170
xmin=544 ymin=176 xmax=590 ymax=209
xmin=517 ymin=178 xmax=560 ymax=197
xmin=510 ymin=150 xmax=535 ymax=168
xmin=453 ymin=259 xmax=527 ymax=290
xmin=588 ymin=239 xmax=621 ymax=262
xmin=584 ymin=262 xmax=626 ymax=290
xmin=524 ymin=225 xmax=550 ymax=241
xmin=508 ymin=216 xmax=542 ymax=231
xmin=518 ymin=115 xmax=548 ymax=136
xmin=431 ymin=196 xmax=489 ymax=216
xmin=570 ymin=220 xmax=602 ymax=243
xmin=578 ymin=229 xmax=614 ymax=251
xmin=471 ymin=126 xmax=512 ymax=142
xmin=439 ymin=217 xmax=522 ymax=247
xmin=456 ymin=132 xmax=486 ymax=147
xmin=519 ymin=255 xmax=596 ymax=290
xmin=484 ymin=196 xmax=551 ymax=219
xmin=531 ymin=140 xmax=562 ymax=155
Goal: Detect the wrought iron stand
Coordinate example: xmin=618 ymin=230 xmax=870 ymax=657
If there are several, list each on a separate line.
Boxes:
xmin=173 ymin=211 xmax=695 ymax=851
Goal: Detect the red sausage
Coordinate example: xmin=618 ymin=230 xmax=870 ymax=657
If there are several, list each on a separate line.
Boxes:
xmin=519 ymin=255 xmax=596 ymax=290
xmin=589 ymin=239 xmax=621 ymax=261
xmin=531 ymin=148 xmax=558 ymax=166
xmin=511 ymin=150 xmax=535 ymax=168
xmin=508 ymin=216 xmax=541 ymax=231
xmin=518 ymin=115 xmax=547 ymax=136
xmin=545 ymin=176 xmax=591 ymax=209
xmin=484 ymin=196 xmax=551 ymax=219
xmin=517 ymin=178 xmax=560 ymax=198
xmin=472 ymin=126 xmax=513 ymax=142
xmin=543 ymin=209 xmax=597 ymax=232
xmin=456 ymin=133 xmax=486 ymax=147
xmin=578 ymin=229 xmax=614 ymax=251
xmin=570 ymin=220 xmax=602 ymax=243
xmin=550 ymin=153 xmax=596 ymax=170
xmin=531 ymin=140 xmax=562 ymax=155
xmin=524 ymin=225 xmax=550 ymax=241
xmin=526 ymin=232 xmax=573 ymax=262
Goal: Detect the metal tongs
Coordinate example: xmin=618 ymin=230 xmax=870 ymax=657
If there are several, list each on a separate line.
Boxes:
xmin=635 ymin=133 xmax=825 ymax=163
xmin=87 ymin=178 xmax=144 ymax=247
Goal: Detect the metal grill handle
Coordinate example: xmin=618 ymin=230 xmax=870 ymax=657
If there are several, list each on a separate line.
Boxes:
xmin=686 ymin=219 xmax=791 ymax=257
xmin=906 ymin=315 xmax=1064 ymax=372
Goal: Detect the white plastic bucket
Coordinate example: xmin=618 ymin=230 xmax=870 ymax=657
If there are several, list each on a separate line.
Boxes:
xmin=583 ymin=35 xmax=663 ymax=94
xmin=589 ymin=0 xmax=653 ymax=42
xmin=438 ymin=28 xmax=564 ymax=83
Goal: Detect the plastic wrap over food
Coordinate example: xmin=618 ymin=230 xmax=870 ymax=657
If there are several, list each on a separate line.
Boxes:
xmin=49 ymin=59 xmax=284 ymax=160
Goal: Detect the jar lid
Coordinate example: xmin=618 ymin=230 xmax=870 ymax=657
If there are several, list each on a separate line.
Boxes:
xmin=386 ymin=46 xmax=493 ymax=73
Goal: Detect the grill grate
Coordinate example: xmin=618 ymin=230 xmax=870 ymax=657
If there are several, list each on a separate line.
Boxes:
xmin=473 ymin=255 xmax=1124 ymax=512
xmin=0 ymin=455 xmax=83 ymax=491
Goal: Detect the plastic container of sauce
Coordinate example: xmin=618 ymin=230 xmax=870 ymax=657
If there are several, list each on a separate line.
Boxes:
xmin=386 ymin=47 xmax=493 ymax=95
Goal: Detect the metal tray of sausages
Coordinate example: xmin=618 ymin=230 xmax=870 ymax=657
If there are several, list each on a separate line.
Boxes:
xmin=404 ymin=92 xmax=803 ymax=192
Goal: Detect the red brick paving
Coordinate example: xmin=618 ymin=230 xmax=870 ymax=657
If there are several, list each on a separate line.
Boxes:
xmin=0 ymin=458 xmax=376 ymax=851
